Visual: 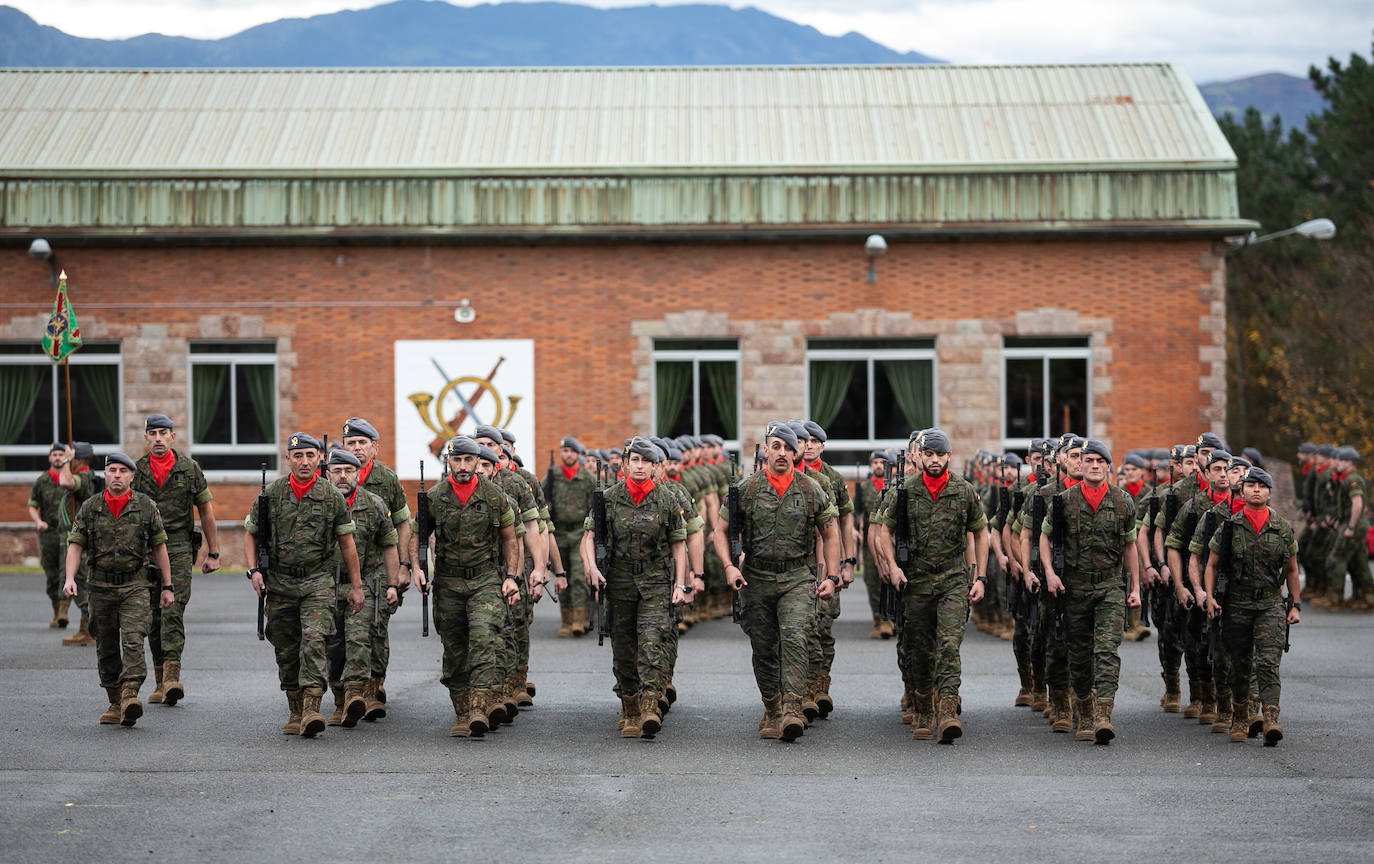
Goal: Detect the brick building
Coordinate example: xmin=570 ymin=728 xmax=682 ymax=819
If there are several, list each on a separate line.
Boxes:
xmin=0 ymin=65 xmax=1251 ymax=564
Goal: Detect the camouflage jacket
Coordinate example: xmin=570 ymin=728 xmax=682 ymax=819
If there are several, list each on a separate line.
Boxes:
xmin=1188 ymin=497 xmax=1240 ymax=560
xmin=875 ymin=472 xmax=986 ymax=580
xmin=425 ymin=476 xmax=515 ymax=576
xmin=1041 ymin=483 xmax=1137 ymax=587
xmin=592 ymin=481 xmax=687 ymax=580
xmin=1210 ymin=508 xmax=1296 ymax=600
xmin=665 ymin=479 xmax=705 ymax=535
xmin=28 ymin=470 xmax=74 ymax=539
xmin=815 ymin=460 xmax=854 ymax=518
xmin=545 ymin=463 xmax=595 ymax=540
xmin=1332 ymin=470 xmax=1367 ymax=528
xmin=68 ymin=491 xmax=168 ymax=583
xmin=335 ymin=487 xmax=398 ymax=586
xmin=133 ymin=451 xmax=212 ymax=551
xmin=361 ymin=460 xmax=411 ymax=528
xmin=514 ymin=466 xmax=550 ymax=524
xmin=244 ymin=476 xmax=356 ymax=581
xmin=728 ymin=469 xmax=837 ymax=571
xmin=491 ymin=469 xmax=540 ymax=526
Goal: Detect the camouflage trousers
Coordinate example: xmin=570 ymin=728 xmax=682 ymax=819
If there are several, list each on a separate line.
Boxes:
xmin=1062 ymin=582 xmax=1125 ymax=700
xmin=89 ymin=582 xmax=151 ymax=689
xmin=264 ymin=581 xmax=335 ymax=692
xmin=39 ymin=532 xmax=67 ymax=605
xmin=556 ymin=534 xmax=588 ymax=613
xmin=741 ymin=565 xmax=815 ymax=700
xmin=704 ymin=541 xmax=728 ymax=601
xmin=607 ymin=572 xmax=674 ymax=698
xmin=1153 ymin=593 xmax=1185 ymax=678
xmin=369 ymin=586 xmax=392 ymax=679
xmin=147 ymin=548 xmax=194 ymax=664
xmin=497 ymin=562 xmax=534 ymax=684
xmin=1182 ymin=605 xmax=1212 ymax=685
xmin=1030 ymin=575 xmax=1071 ymax=690
xmin=326 ymin=576 xmax=385 ymax=688
xmin=861 ymin=544 xmax=882 ymax=617
xmin=1325 ymin=529 xmax=1373 ymax=598
xmin=897 ymin=573 xmax=970 ymax=697
xmin=807 ymin=590 xmax=840 ymax=680
xmin=1223 ymin=599 xmax=1286 ymax=705
xmin=1300 ymin=525 xmax=1332 ymax=595
xmin=433 ymin=574 xmax=505 ymax=693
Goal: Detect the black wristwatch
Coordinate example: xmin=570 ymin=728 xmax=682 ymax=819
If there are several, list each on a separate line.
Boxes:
xmin=161 ymin=585 xmax=174 ymax=593
xmin=841 ymin=556 xmax=858 ymax=567
xmin=1291 ymin=602 xmax=1301 ymax=612
xmin=976 ymin=575 xmax=987 ymax=584
xmin=246 ymin=567 xmax=261 ymax=579
xmin=400 ymin=560 xmax=412 ymax=571
xmin=555 ymin=572 xmax=568 ymax=580
xmin=207 ymin=552 xmax=220 ymax=559
xmin=504 ymin=574 xmax=520 ymax=582
xmin=825 ymin=572 xmax=840 ymax=584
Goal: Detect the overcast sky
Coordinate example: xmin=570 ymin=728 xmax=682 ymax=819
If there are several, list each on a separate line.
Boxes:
xmin=12 ymin=0 xmax=1372 ymax=82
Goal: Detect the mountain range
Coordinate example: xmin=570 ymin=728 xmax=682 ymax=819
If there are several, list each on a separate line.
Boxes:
xmin=0 ymin=1 xmax=1324 ymax=127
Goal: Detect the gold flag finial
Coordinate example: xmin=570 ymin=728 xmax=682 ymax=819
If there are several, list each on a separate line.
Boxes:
xmin=58 ymin=270 xmax=67 ymax=283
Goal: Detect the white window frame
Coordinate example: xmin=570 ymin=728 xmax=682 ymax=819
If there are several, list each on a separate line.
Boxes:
xmin=650 ymin=343 xmax=742 ymax=454
xmin=187 ymin=346 xmax=278 ymax=479
xmin=0 ymin=345 xmax=122 ymax=480
xmin=1001 ymin=344 xmax=1093 ymax=452
xmin=803 ymin=344 xmax=938 ymax=451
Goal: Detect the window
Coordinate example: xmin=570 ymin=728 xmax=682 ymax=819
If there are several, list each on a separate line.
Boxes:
xmin=652 ymin=340 xmax=739 ymax=450
xmin=805 ymin=339 xmax=936 ymax=462
xmin=1002 ymin=337 xmax=1091 ymax=449
xmin=0 ymin=343 xmax=121 ymax=473
xmin=188 ymin=342 xmax=278 ymax=471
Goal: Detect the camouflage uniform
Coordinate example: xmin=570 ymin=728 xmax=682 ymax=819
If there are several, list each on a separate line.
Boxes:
xmin=1212 ymin=509 xmax=1296 ymax=708
xmin=424 ymin=475 xmax=516 ymax=699
xmin=1188 ymin=497 xmax=1242 ymax=712
xmin=874 ymin=472 xmax=985 ymax=699
xmin=358 ymin=460 xmax=410 ymax=683
xmin=805 ymin=461 xmax=850 ymax=696
xmin=244 ymin=476 xmax=355 ymax=692
xmin=325 ymin=487 xmax=397 ymax=689
xmin=547 ymin=462 xmax=596 ymax=615
xmin=68 ymin=491 xmax=167 ymax=689
xmin=1015 ymin=477 xmax=1071 ymax=698
xmin=29 ymin=468 xmax=73 ymax=608
xmin=854 ymin=472 xmax=887 ymax=620
xmin=1042 ymin=484 xmax=1136 ymax=703
xmin=1324 ymin=469 xmax=1370 ymax=604
xmin=1302 ymin=466 xmax=1335 ymax=596
xmin=663 ymin=478 xmax=705 ymax=676
xmin=133 ymin=451 xmax=212 ymax=664
xmin=729 ymin=470 xmax=837 ymax=703
xmin=488 ymin=468 xmax=539 ymax=696
xmin=1147 ymin=480 xmax=1187 ymax=700
xmin=1163 ymin=487 xmax=1219 ymax=710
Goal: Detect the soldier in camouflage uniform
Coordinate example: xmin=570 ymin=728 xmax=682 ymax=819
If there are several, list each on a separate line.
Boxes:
xmin=1143 ymin=444 xmax=1198 ymax=713
xmin=28 ymin=442 xmax=77 ymax=630
xmin=874 ymin=428 xmax=987 ymax=744
xmin=132 ymin=413 xmax=219 ymax=708
xmin=1003 ymin=442 xmax=1042 ymax=707
xmin=1120 ymin=452 xmax=1153 ymax=642
xmin=1321 ymin=446 xmax=1369 ymax=610
xmin=340 ymin=417 xmax=412 ymax=719
xmin=414 ymin=436 xmax=520 ymax=738
xmin=715 ymin=422 xmax=839 ymax=742
xmin=501 ymin=431 xmax=557 ymax=701
xmin=581 ymin=437 xmax=688 ymax=738
xmin=546 ymin=436 xmax=596 ymax=637
xmin=63 ymin=451 xmax=173 ymax=727
xmin=322 ymin=448 xmax=399 ymax=728
xmin=654 ymin=438 xmax=705 ymax=708
xmin=1303 ymin=444 xmax=1337 ymax=604
xmin=855 ymin=450 xmax=894 ymax=639
xmin=1204 ymin=466 xmax=1301 ymax=745
xmin=244 ymin=432 xmax=361 ymax=739
xmin=1040 ymin=438 xmax=1141 ymax=745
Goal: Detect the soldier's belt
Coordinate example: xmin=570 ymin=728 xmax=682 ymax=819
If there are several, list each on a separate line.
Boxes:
xmin=90 ymin=567 xmax=143 ymax=585
xmin=745 ymin=554 xmax=811 ymax=573
xmin=1228 ymin=586 xmax=1281 ymax=603
xmin=271 ymin=563 xmax=313 ymax=579
xmin=1064 ymin=568 xmax=1121 ymax=587
xmin=907 ymin=554 xmax=967 ymax=578
xmin=434 ymin=562 xmax=497 ymax=580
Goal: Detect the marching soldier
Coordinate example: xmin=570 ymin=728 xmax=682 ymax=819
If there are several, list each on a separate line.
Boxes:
xmin=1304 ymin=444 xmax=1337 ymax=605
xmin=1144 ymin=444 xmax=1197 ymax=713
xmin=874 ymin=428 xmax=987 ymax=744
xmin=414 ymin=436 xmax=521 ymax=738
xmin=244 ymin=433 xmax=361 ymax=739
xmin=714 ymin=422 xmax=839 ymax=742
xmin=655 ymin=438 xmax=705 ymax=706
xmin=547 ymin=436 xmax=596 ymax=637
xmin=62 ymin=452 xmax=173 ymax=726
xmin=1322 ymin=446 xmax=1369 ymax=610
xmin=322 ymin=448 xmax=400 ymax=728
xmin=29 ymin=442 xmax=77 ymax=631
xmin=857 ymin=450 xmax=893 ymax=639
xmin=1120 ymin=452 xmax=1152 ymax=642
xmin=132 ymin=414 xmax=219 ymax=707
xmin=1004 ymin=441 xmax=1043 ymax=707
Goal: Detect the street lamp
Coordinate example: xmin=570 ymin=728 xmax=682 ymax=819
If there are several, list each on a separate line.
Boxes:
xmin=28 ymin=238 xmax=60 ymax=287
xmin=1225 ymin=218 xmax=1336 ymax=249
xmin=864 ymin=234 xmax=886 ymax=284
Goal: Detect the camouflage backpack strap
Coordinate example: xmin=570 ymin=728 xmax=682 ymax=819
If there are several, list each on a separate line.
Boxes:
xmin=1109 ymin=485 xmax=1133 ymax=536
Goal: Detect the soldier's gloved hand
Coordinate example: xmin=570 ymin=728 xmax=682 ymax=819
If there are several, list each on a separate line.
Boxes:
xmin=348 ymin=585 xmax=364 ymax=613
xmin=502 ymin=577 xmax=521 ymax=605
xmin=1126 ymin=587 xmax=1141 ymax=609
xmin=724 ymin=565 xmax=747 ymax=590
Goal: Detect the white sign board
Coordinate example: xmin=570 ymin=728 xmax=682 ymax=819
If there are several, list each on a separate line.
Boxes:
xmin=393 ymin=339 xmax=535 ymax=480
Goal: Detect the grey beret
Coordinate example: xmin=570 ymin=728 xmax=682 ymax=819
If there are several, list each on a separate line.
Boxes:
xmin=665 ymin=445 xmax=683 ymax=461
xmin=674 ymin=435 xmax=695 ymax=452
xmin=785 ymin=420 xmax=809 ymax=444
xmin=1123 ymin=453 xmax=1149 ymax=469
xmin=499 ymin=429 xmax=515 ymax=444
xmin=1169 ymin=444 xmax=1195 ymax=461
xmin=626 ymin=436 xmax=665 ymax=463
xmin=1318 ymin=444 xmax=1337 ymax=457
xmin=1297 ymin=442 xmax=1317 ymax=455
xmin=1150 ymin=448 xmax=1171 ymax=462
xmin=286 ymin=432 xmax=322 ymax=452
xmin=49 ymin=441 xmax=65 ymax=453
xmin=513 ymin=454 xmax=524 ymax=468
xmin=1242 ymin=447 xmax=1264 ymax=467
xmin=1228 ymin=456 xmax=1252 ymax=471
xmin=1197 ymin=432 xmax=1226 ymax=451
xmin=1058 ymin=432 xmax=1080 ymax=448
xmin=1029 ymin=437 xmax=1046 ymax=452
xmin=472 ymin=425 xmax=503 ymax=444
xmin=870 ymin=450 xmax=887 ymax=463
xmin=1243 ymin=467 xmax=1274 ymax=488
xmin=476 ymin=445 xmax=499 ymax=464
xmin=801 ymin=420 xmax=827 ymax=443
xmin=1082 ymin=439 xmax=1111 ymax=462
xmin=701 ymin=434 xmax=724 ymax=447
xmin=1337 ymin=445 xmax=1360 ymax=462
xmin=144 ymin=413 xmax=174 ymax=432
xmin=445 ymin=436 xmax=481 ymax=458
xmin=1062 ymin=436 xmax=1085 ymax=452
xmin=560 ymin=436 xmax=586 ymax=455
xmin=765 ymin=421 xmax=800 ymax=453
xmin=104 ymin=451 xmax=137 ymax=471
xmin=913 ymin=428 xmax=951 ymax=454
xmin=327 ymin=449 xmax=362 ymax=468
xmin=341 ymin=417 xmax=378 ymax=441
xmin=1004 ymin=452 xmax=1024 ymax=468
xmin=1206 ymin=450 xmax=1233 ymax=468
xmin=72 ymin=441 xmax=94 ymax=459
xmin=886 ymin=449 xmax=904 ymax=466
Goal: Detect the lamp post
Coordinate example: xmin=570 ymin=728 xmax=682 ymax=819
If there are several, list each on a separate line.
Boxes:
xmin=864 ymin=234 xmax=886 ymax=284
xmin=28 ymin=238 xmax=60 ymax=287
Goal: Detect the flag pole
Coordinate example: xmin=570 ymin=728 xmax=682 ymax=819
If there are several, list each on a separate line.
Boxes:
xmin=64 ymin=358 xmax=73 ymax=445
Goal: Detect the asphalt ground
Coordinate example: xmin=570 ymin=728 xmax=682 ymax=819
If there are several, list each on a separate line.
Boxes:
xmin=2 ymin=569 xmax=1372 ymax=863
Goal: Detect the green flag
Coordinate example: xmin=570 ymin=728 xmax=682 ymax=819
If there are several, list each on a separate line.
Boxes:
xmin=41 ymin=272 xmax=81 ymax=363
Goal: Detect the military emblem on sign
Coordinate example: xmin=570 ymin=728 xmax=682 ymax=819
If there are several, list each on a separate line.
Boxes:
xmin=408 ymin=355 xmax=523 ymax=457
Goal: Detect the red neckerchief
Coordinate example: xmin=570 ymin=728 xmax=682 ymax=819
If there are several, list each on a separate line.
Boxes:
xmin=667 ymin=469 xmax=681 ymax=481
xmin=74 ymin=465 xmax=89 ymax=473
xmin=288 ymin=473 xmax=317 ymax=500
xmin=625 ymin=476 xmax=655 ymax=505
xmin=1125 ymin=480 xmax=1144 ymax=497
xmin=506 ymin=461 xmax=517 ymax=472
xmin=1244 ymin=506 xmax=1270 ymax=535
xmin=148 ymin=449 xmax=176 ymax=487
xmin=1207 ymin=486 xmax=1229 ymax=508
xmin=803 ymin=459 xmax=824 ymax=474
xmin=766 ymin=467 xmax=794 ymax=498
xmin=1230 ymin=496 xmax=1245 ymax=514
xmin=1063 ymin=477 xmax=1080 ymax=489
xmin=873 ymin=477 xmax=885 ymax=493
xmin=448 ymin=474 xmax=478 ymax=505
xmin=1301 ymin=463 xmax=1312 ymax=476
xmin=922 ymin=471 xmax=950 ymax=500
xmin=357 ymin=459 xmax=374 ymax=486
xmin=1316 ymin=464 xmax=1329 ymax=474
xmin=1027 ymin=472 xmax=1037 ymax=484
xmin=1333 ymin=470 xmax=1350 ymax=484
xmin=47 ymin=468 xmax=61 ymax=484
xmin=103 ymin=489 xmax=131 ymax=519
xmin=345 ymin=489 xmax=358 ymax=509
xmin=1080 ymin=483 xmax=1109 ymax=512
xmin=561 ymin=464 xmax=579 ymax=482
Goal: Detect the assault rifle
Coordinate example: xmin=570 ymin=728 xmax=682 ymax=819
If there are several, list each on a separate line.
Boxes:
xmin=726 ymin=451 xmax=746 ymax=624
xmin=542 ymin=449 xmax=555 ymax=524
xmin=254 ymin=464 xmax=270 ymax=641
xmin=416 ymin=460 xmax=431 ymax=638
xmin=1206 ymin=517 xmax=1232 ymax=664
xmin=1283 ymin=594 xmax=1294 ymax=652
xmin=1141 ymin=492 xmax=1162 ymax=627
xmin=590 ymin=460 xmax=610 ymax=646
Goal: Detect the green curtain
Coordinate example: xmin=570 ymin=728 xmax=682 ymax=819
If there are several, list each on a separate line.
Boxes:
xmin=192 ymin=364 xmax=228 ymax=443
xmin=81 ymin=363 xmax=120 ymax=442
xmin=655 ymin=361 xmax=691 ymax=436
xmin=702 ymin=361 xmax=738 ymax=439
xmin=881 ymin=359 xmax=934 ymax=430
xmin=240 ymin=364 xmax=276 ymax=444
xmin=808 ymin=360 xmax=857 ymax=429
xmin=0 ymin=364 xmax=45 ymax=445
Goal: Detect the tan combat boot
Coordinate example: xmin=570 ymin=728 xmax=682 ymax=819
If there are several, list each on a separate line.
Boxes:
xmin=464 ymin=691 xmax=489 ymax=738
xmin=342 ymin=683 xmax=367 ymax=728
xmin=570 ymin=607 xmax=589 ymax=637
xmin=1124 ymin=608 xmax=1149 ymax=641
xmin=363 ymin=678 xmax=387 ymax=722
xmin=499 ymin=682 xmax=520 ymax=724
xmin=1229 ymin=710 xmax=1248 ymax=742
xmin=759 ymin=693 xmax=783 ymax=740
xmin=780 ymin=695 xmax=806 ymax=742
xmin=901 ymin=689 xmax=915 ymax=725
xmin=375 ymin=676 xmax=387 ymax=705
xmin=449 ymin=690 xmax=470 ymax=737
xmin=557 ymin=606 xmax=573 ymax=638
xmin=48 ymin=600 xmax=61 ymax=628
xmin=99 ymin=687 xmax=122 ymax=725
xmin=815 ymin=673 xmax=834 ymax=719
xmin=1161 ymin=673 xmax=1181 ymax=713
xmin=1074 ymin=694 xmax=1095 ymax=741
xmin=299 ymin=687 xmax=326 ymax=738
xmin=800 ymin=680 xmax=820 ymax=723
xmin=1030 ymin=674 xmax=1049 ymax=713
xmin=937 ymin=693 xmax=963 ymax=744
xmin=1211 ymin=691 xmax=1232 ymax=734
xmin=482 ymin=688 xmax=509 ymax=728
xmin=1093 ymin=697 xmax=1115 ymax=744
xmin=1183 ymin=679 xmax=1202 ymax=719
xmin=639 ymin=691 xmax=662 ymax=739
xmin=119 ymin=681 xmax=143 ymax=727
xmin=1015 ymin=666 xmax=1033 ymax=707
xmin=56 ymin=597 xmax=71 ymax=628
xmin=163 ymin=661 xmax=184 ymax=706
xmin=326 ymin=686 xmax=346 ymax=726
xmin=664 ymin=678 xmax=677 ymax=707
xmin=870 ymin=614 xmax=884 ymax=639
xmin=1262 ymin=705 xmax=1283 ymax=746
xmin=282 ymin=690 xmax=303 ymax=735
xmin=1197 ymin=683 xmax=1217 ymax=725
xmin=620 ymin=695 xmax=641 ymax=738
xmin=879 ymin=618 xmax=894 ymax=639
xmin=1051 ymin=690 xmax=1074 ymax=733
xmin=518 ymin=665 xmax=535 ymax=706
xmin=1246 ymin=693 xmax=1263 ymax=738
xmin=62 ymin=617 xmax=95 ymax=646
xmin=911 ymin=691 xmax=935 ymax=741
xmin=148 ymin=663 xmax=166 ymax=704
